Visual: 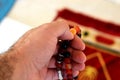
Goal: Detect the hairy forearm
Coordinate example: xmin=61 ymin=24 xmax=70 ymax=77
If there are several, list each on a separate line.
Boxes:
xmin=0 ymin=49 xmax=17 ymax=80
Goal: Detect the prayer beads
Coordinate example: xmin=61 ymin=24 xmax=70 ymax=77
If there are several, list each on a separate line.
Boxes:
xmin=56 ymin=25 xmax=81 ymax=80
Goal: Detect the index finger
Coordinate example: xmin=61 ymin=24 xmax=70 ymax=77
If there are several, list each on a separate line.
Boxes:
xmin=71 ymin=35 xmax=85 ymax=50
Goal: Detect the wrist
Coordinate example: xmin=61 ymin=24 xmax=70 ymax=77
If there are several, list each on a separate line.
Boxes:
xmin=0 ymin=48 xmax=18 ymax=80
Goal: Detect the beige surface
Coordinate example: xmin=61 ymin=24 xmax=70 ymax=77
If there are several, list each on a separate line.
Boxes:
xmin=7 ymin=0 xmax=120 ymax=27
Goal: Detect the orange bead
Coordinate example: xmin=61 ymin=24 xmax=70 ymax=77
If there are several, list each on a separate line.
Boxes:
xmin=74 ymin=26 xmax=81 ymax=38
xmin=65 ymin=64 xmax=72 ymax=69
xmin=74 ymin=26 xmax=81 ymax=33
xmin=70 ymin=28 xmax=77 ymax=35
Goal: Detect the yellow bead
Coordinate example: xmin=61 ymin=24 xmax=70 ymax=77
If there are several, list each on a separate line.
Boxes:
xmin=70 ymin=28 xmax=77 ymax=35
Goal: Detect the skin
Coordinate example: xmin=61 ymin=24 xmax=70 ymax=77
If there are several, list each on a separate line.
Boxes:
xmin=0 ymin=20 xmax=86 ymax=80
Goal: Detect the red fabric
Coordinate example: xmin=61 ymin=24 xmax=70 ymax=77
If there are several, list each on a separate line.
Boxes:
xmin=54 ymin=9 xmax=120 ymax=80
xmin=84 ymin=46 xmax=120 ymax=80
xmin=95 ymin=35 xmax=114 ymax=45
xmin=54 ymin=9 xmax=120 ymax=37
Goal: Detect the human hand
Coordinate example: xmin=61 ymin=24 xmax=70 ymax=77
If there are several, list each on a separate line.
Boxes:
xmin=11 ymin=20 xmax=86 ymax=80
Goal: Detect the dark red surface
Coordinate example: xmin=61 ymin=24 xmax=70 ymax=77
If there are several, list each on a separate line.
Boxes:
xmin=84 ymin=46 xmax=120 ymax=80
xmin=96 ymin=35 xmax=114 ymax=45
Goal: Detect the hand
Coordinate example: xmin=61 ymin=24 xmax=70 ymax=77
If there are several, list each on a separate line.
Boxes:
xmin=11 ymin=20 xmax=86 ymax=80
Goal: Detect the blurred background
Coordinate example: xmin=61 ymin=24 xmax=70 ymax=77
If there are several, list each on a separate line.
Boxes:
xmin=0 ymin=0 xmax=120 ymax=80
xmin=8 ymin=0 xmax=120 ymax=27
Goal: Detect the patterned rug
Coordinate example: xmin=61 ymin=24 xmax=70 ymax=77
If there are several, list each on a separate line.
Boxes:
xmin=54 ymin=9 xmax=120 ymax=80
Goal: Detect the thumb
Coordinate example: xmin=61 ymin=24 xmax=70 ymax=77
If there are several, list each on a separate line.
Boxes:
xmin=54 ymin=20 xmax=74 ymax=40
xmin=41 ymin=20 xmax=74 ymax=40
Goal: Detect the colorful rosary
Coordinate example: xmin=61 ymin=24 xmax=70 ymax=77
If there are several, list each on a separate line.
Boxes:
xmin=55 ymin=25 xmax=81 ymax=80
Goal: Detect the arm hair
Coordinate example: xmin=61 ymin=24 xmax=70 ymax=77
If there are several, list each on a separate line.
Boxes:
xmin=0 ymin=49 xmax=17 ymax=80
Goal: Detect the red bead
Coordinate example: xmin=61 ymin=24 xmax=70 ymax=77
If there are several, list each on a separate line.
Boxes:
xmin=55 ymin=61 xmax=63 ymax=69
xmin=67 ymin=74 xmax=73 ymax=80
xmin=66 ymin=69 xmax=72 ymax=74
xmin=64 ymin=58 xmax=71 ymax=64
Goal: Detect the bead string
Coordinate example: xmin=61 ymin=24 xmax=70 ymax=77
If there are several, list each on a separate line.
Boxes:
xmin=56 ymin=26 xmax=81 ymax=80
